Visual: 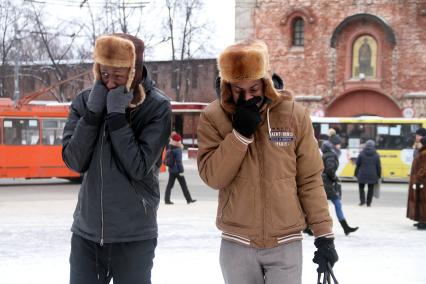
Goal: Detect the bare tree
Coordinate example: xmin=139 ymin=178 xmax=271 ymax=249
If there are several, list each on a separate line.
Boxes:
xmin=0 ymin=0 xmax=29 ymax=97
xmin=26 ymin=2 xmax=85 ymax=101
xmin=163 ymin=0 xmax=213 ymax=134
xmin=79 ymin=0 xmax=149 ymax=38
xmin=164 ymin=0 xmax=212 ymax=102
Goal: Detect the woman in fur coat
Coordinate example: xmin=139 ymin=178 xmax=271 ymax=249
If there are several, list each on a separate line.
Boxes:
xmin=407 ymin=136 xmax=426 ymax=230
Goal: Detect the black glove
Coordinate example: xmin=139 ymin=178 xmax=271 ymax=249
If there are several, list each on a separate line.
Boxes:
xmin=87 ymin=80 xmax=108 ymax=114
xmin=232 ymin=95 xmax=262 ymax=138
xmin=313 ymin=237 xmax=338 ymax=273
xmin=106 ymin=86 xmax=133 ymax=114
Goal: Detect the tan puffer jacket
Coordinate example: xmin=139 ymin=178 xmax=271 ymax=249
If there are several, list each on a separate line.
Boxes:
xmin=197 ymin=88 xmax=333 ymax=249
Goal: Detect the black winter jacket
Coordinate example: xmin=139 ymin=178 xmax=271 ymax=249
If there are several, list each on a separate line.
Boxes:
xmin=321 ymin=141 xmax=340 ymax=200
xmin=62 ymin=71 xmax=172 ymax=244
xmin=355 ymin=145 xmax=382 ymax=184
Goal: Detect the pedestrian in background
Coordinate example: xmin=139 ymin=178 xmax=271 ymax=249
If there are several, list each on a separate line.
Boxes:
xmin=164 ymin=131 xmax=196 ymax=205
xmin=62 ymin=33 xmax=171 ymax=284
xmin=197 ymin=39 xmax=338 ymax=284
xmin=413 ymin=127 xmax=426 ymax=159
xmin=355 ymin=139 xmax=382 ymax=207
xmin=322 ymin=134 xmax=358 ymax=235
xmin=407 ymin=136 xmax=426 ymax=230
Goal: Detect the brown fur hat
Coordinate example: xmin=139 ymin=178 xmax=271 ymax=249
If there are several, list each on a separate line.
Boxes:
xmin=217 ymin=39 xmax=290 ymax=113
xmin=93 ymin=34 xmax=146 ymax=106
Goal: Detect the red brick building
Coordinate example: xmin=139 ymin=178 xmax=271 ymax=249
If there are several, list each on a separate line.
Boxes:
xmin=235 ymin=0 xmax=426 ymax=117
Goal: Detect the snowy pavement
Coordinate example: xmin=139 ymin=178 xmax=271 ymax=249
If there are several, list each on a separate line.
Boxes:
xmin=0 ymin=158 xmax=425 ymax=284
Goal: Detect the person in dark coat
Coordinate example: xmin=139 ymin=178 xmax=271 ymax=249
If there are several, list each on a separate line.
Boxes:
xmin=321 ymin=135 xmax=358 ymax=235
xmin=62 ymin=34 xmax=172 ymax=284
xmin=407 ymin=136 xmax=426 ymax=230
xmin=164 ymin=132 xmax=196 ymax=205
xmin=355 ymin=139 xmax=382 ymax=207
xmin=413 ymin=127 xmax=426 ymax=159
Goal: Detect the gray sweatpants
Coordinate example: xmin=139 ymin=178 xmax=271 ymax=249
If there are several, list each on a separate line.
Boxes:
xmin=219 ymin=239 xmax=302 ymax=284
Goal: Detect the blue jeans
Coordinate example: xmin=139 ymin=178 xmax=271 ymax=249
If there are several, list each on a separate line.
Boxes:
xmin=331 ymin=197 xmax=345 ymax=221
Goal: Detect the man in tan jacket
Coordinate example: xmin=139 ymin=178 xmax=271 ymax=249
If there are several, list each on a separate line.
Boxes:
xmin=197 ymin=40 xmax=338 ymax=283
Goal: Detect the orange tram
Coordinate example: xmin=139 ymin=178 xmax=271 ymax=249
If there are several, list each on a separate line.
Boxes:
xmin=0 ymin=98 xmax=207 ymax=181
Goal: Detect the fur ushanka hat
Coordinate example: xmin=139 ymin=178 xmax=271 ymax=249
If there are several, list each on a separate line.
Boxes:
xmin=217 ymin=39 xmax=291 ymax=113
xmin=93 ymin=33 xmax=146 ymax=106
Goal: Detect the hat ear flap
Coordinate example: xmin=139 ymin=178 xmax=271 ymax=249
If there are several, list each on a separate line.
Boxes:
xmin=263 ymin=77 xmax=281 ymax=101
xmin=93 ymin=62 xmax=101 ymax=82
xmin=220 ymin=80 xmax=235 ymax=113
xmin=126 ymin=67 xmax=135 ymax=91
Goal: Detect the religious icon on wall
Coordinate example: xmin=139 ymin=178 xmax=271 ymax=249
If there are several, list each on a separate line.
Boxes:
xmin=352 ymin=35 xmax=377 ymax=79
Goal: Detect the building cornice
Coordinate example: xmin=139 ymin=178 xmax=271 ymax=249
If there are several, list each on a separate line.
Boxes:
xmin=403 ymin=92 xmax=426 ymax=99
xmin=294 ymin=95 xmax=323 ymax=102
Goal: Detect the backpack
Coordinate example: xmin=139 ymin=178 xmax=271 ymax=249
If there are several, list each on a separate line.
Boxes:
xmin=164 ymin=148 xmax=174 ymax=168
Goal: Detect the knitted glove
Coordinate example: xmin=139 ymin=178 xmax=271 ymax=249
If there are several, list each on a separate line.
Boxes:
xmin=106 ymin=86 xmax=133 ymax=114
xmin=232 ymin=95 xmax=262 ymax=138
xmin=313 ymin=237 xmax=339 ymax=273
xmin=87 ymin=80 xmax=108 ymax=114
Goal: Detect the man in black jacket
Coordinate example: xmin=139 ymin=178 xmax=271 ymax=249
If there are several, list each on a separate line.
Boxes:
xmin=62 ymin=34 xmax=171 ymax=284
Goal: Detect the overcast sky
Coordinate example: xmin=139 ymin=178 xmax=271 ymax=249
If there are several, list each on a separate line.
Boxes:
xmin=36 ymin=0 xmax=235 ymax=61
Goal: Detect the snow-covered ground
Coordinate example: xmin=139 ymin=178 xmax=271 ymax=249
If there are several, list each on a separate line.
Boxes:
xmin=0 ymin=158 xmax=425 ymax=284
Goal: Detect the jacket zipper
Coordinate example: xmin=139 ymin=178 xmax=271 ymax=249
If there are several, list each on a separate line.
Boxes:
xmin=99 ymin=123 xmax=106 ymax=246
xmin=131 ymin=181 xmax=148 ymax=214
xmin=128 ymin=108 xmax=148 ymax=214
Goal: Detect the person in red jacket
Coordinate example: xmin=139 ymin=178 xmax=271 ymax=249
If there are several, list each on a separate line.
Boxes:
xmin=164 ymin=132 xmax=196 ymax=205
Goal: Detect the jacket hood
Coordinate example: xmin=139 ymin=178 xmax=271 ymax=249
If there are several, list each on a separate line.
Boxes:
xmin=321 ymin=140 xmax=341 ymax=157
xmin=321 ymin=141 xmax=334 ymax=154
xmin=363 ymin=145 xmax=376 ymax=156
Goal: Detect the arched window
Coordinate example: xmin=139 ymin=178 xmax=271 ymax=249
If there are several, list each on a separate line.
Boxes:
xmin=352 ymin=35 xmax=377 ymax=79
xmin=292 ymin=17 xmax=304 ymax=46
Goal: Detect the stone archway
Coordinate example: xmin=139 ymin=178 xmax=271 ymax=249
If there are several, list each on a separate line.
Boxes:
xmin=325 ymin=89 xmax=402 ymax=117
xmin=330 ymin=13 xmax=396 ymax=48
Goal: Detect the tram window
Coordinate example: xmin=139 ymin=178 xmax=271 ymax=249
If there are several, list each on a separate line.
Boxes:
xmin=42 ymin=119 xmax=66 ymax=145
xmin=3 ymin=119 xmax=40 ymax=145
